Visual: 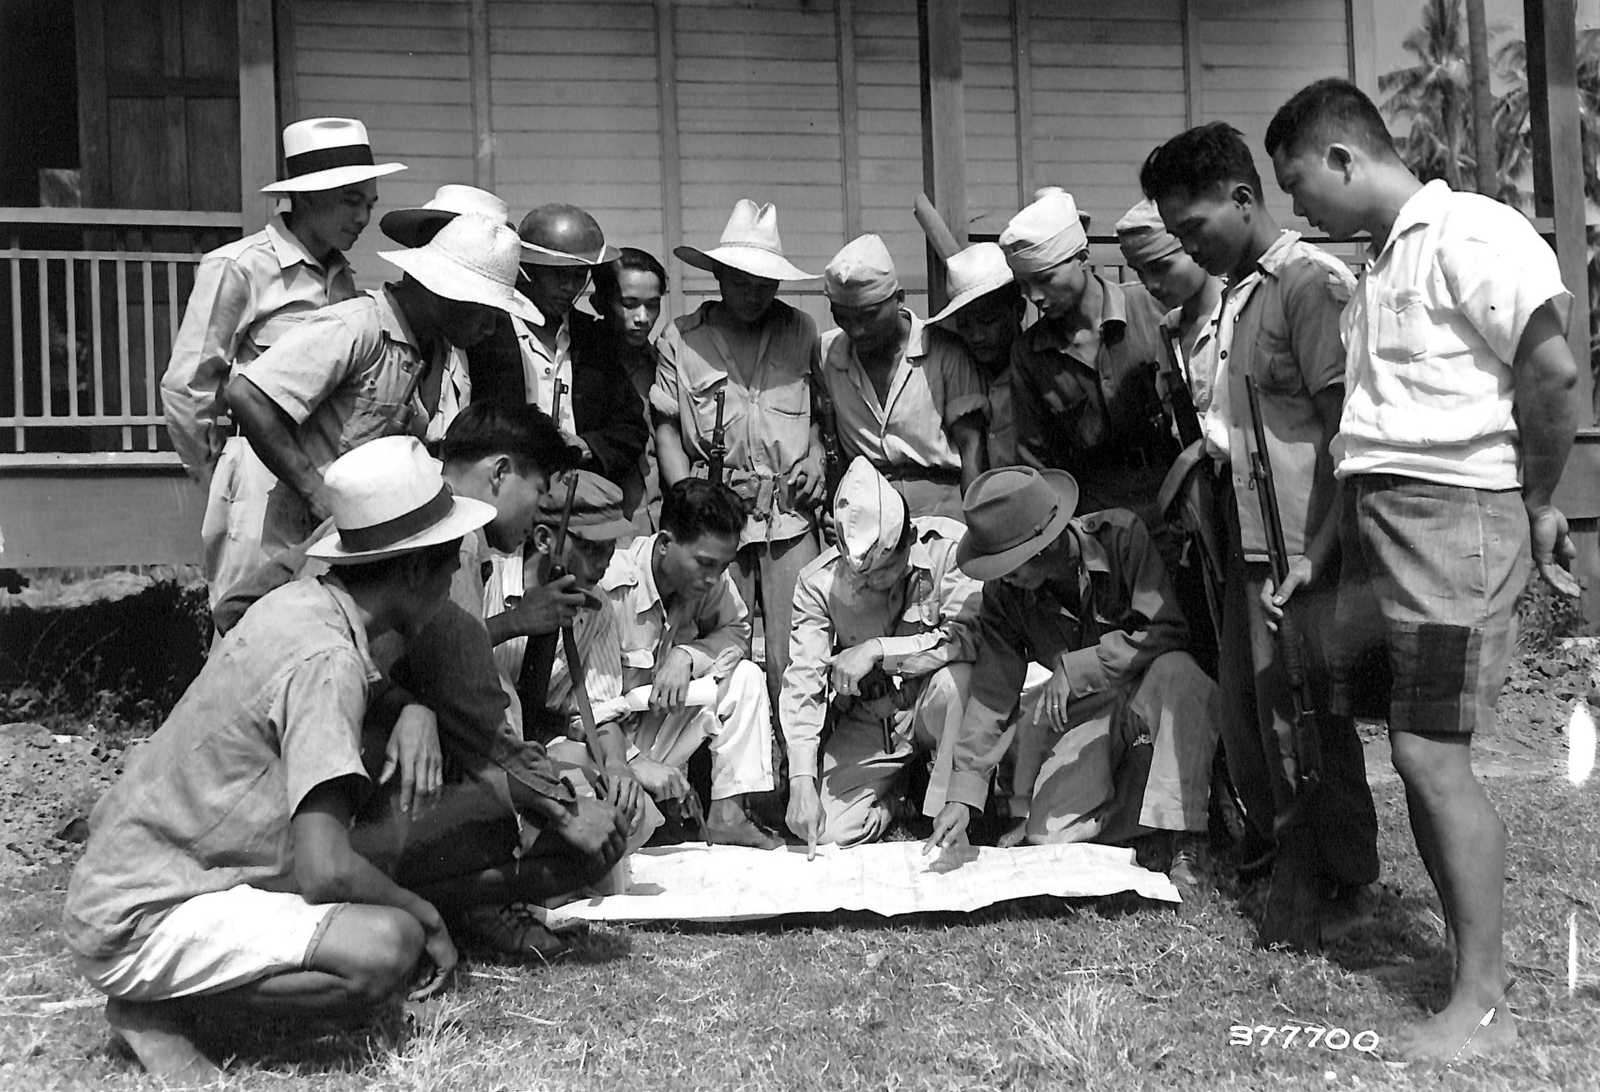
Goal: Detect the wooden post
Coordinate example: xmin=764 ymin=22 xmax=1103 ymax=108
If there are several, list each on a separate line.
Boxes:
xmin=237 ymin=0 xmax=277 ymax=232
xmin=1011 ymin=0 xmax=1034 ymax=209
xmin=655 ymin=0 xmax=685 ymax=320
xmin=1181 ymin=0 xmax=1202 ymax=127
xmin=836 ymin=0 xmax=862 ymax=240
xmin=1525 ymin=0 xmax=1589 ymax=395
xmin=1465 ymin=0 xmax=1496 ymax=196
xmin=1346 ymin=0 xmax=1379 ymax=95
xmin=468 ymin=0 xmax=494 ymax=192
xmin=918 ymin=0 xmax=966 ymax=314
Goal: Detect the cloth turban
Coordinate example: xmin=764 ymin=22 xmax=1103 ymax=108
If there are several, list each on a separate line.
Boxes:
xmin=999 ymin=188 xmax=1089 ymax=275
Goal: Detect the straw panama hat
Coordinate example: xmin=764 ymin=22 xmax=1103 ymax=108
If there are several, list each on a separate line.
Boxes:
xmin=261 ymin=117 xmax=406 ymax=194
xmin=306 ymin=436 xmax=496 ymax=565
xmin=380 ymin=185 xmax=514 ymax=248
xmin=928 ymin=242 xmax=1017 ymax=327
xmin=379 ymin=214 xmax=544 ymax=325
xmin=956 ymin=466 xmax=1080 ymax=581
xmin=674 ymin=199 xmax=819 ymax=282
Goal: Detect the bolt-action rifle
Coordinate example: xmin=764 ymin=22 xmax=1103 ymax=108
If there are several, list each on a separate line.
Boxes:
xmin=706 ymin=388 xmax=728 ymax=485
xmin=1245 ymin=374 xmax=1325 ymax=950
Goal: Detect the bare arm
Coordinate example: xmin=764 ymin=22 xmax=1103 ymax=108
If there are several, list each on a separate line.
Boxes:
xmin=226 ymin=374 xmax=326 ymax=508
xmin=950 ymin=411 xmax=986 ymax=488
xmin=292 ymin=780 xmax=447 ymax=930
xmin=1513 ymin=301 xmax=1582 ymax=596
xmin=655 ymin=414 xmax=692 ymax=486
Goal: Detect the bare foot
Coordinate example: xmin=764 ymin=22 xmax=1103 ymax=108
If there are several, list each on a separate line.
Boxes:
xmin=704 ymin=799 xmax=782 ymax=849
xmin=105 ymin=997 xmax=217 ymax=1080
xmin=1391 ymin=996 xmax=1518 ymax=1062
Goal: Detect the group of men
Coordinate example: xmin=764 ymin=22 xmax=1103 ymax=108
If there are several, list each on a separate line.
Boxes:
xmin=68 ymin=76 xmax=1580 ymax=1075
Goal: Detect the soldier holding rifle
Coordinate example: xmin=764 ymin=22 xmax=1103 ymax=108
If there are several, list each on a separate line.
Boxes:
xmin=1140 ymin=122 xmax=1377 ymax=946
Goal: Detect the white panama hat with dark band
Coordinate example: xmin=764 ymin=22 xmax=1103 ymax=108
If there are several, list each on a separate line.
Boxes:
xmin=261 ymin=117 xmax=406 ymax=194
xmin=306 ymin=436 xmax=496 ymax=565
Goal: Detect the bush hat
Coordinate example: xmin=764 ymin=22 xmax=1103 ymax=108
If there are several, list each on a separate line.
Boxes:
xmin=380 ymin=184 xmax=514 ymax=248
xmin=307 ymin=436 xmax=495 ymax=564
xmin=833 ymin=456 xmax=909 ymax=572
xmin=928 ymin=242 xmax=1016 ymax=327
xmin=261 ymin=117 xmax=406 ymax=194
xmin=955 ymin=466 xmax=1079 ymax=581
xmin=379 ymin=214 xmax=543 ymax=325
xmin=675 ymin=199 xmax=818 ymax=282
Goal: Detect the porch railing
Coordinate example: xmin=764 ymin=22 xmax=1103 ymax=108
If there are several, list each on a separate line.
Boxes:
xmin=1 ymin=208 xmax=242 ymax=463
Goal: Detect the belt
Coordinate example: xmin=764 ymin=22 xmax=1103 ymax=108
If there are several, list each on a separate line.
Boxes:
xmin=882 ymin=465 xmax=962 ymax=485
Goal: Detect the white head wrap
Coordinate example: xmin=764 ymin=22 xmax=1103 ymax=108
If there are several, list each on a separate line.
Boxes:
xmin=999 ymin=187 xmax=1089 ymax=275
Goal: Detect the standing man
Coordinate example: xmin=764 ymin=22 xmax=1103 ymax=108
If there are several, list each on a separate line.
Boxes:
xmin=467 ymin=204 xmax=648 ymax=493
xmin=925 ymin=467 xmax=1218 ymax=888
xmin=220 ymin=215 xmax=537 ymax=597
xmin=927 ymin=242 xmax=1026 ymax=468
xmin=1114 ymin=198 xmax=1221 ymax=377
xmin=160 ymin=117 xmax=404 ymax=600
xmin=1000 ymin=189 xmax=1177 ymax=528
xmin=782 ymin=458 xmax=982 ymax=849
xmin=1140 ymin=122 xmax=1378 ymax=941
xmin=1267 ymin=78 xmax=1581 ymax=1059
xmin=818 ymin=234 xmax=989 ymax=517
xmin=64 ymin=439 xmax=624 ymax=1080
xmin=654 ymin=199 xmax=828 ymax=706
xmin=600 ymin=478 xmax=782 ymax=848
xmin=590 ymin=247 xmax=671 ymax=532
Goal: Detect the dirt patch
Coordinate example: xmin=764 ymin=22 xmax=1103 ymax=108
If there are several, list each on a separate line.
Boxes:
xmin=0 ymin=723 xmax=127 ymax=874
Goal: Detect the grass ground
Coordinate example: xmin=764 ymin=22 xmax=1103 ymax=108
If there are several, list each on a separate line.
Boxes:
xmin=2 ymin=761 xmax=1596 ymax=1091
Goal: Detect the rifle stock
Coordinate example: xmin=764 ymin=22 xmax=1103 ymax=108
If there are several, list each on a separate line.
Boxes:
xmin=707 ymin=388 xmax=727 ymax=485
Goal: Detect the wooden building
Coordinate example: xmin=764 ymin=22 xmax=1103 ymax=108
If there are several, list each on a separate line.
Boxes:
xmin=2 ymin=0 xmax=1593 ymax=610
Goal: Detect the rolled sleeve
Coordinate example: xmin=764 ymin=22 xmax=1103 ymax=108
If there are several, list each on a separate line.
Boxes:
xmin=279 ymin=651 xmax=371 ymax=817
xmin=649 ymin=327 xmax=684 ymax=420
xmin=934 ymin=337 xmax=991 ymax=427
xmin=1441 ymin=227 xmax=1574 ymax=365
xmin=238 ymin=310 xmax=368 ymax=426
xmin=778 ymin=568 xmax=834 ymax=776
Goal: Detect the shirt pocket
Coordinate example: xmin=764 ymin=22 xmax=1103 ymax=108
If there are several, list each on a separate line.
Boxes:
xmin=686 ymin=372 xmax=732 ymax=440
xmin=1371 ymin=289 xmax=1430 ymax=363
xmin=345 ymin=354 xmax=423 ymax=447
xmin=758 ymin=374 xmax=810 ymax=419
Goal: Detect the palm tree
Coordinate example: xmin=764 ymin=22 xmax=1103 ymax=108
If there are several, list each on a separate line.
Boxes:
xmin=1492 ymin=30 xmax=1600 ymax=209
xmin=1379 ymin=0 xmax=1474 ymax=187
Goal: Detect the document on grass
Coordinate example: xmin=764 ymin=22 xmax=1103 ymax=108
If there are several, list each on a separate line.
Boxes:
xmin=548 ymin=841 xmax=1179 ymax=924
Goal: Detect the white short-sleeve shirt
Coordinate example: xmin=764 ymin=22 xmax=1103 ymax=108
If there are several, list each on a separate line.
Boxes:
xmin=1336 ymin=179 xmax=1572 ymax=489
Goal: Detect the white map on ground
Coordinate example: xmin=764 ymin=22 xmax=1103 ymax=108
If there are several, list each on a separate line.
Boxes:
xmin=547 ymin=841 xmax=1179 ymax=924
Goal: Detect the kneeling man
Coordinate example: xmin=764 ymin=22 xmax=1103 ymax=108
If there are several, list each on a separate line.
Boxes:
xmin=782 ymin=457 xmax=982 ymax=849
xmin=926 ymin=467 xmax=1219 ymax=882
xmin=63 ymin=439 xmax=625 ymax=1079
xmin=601 ymin=478 xmax=781 ymax=848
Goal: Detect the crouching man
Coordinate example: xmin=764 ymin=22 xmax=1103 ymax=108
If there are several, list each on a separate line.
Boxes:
xmin=63 ymin=439 xmax=626 ymax=1080
xmin=601 ymin=479 xmax=781 ymax=848
xmin=926 ymin=467 xmax=1219 ymax=886
xmin=782 ymin=457 xmax=982 ymax=849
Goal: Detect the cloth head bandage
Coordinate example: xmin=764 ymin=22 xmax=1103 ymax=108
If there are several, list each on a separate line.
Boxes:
xmin=999 ymin=187 xmax=1088 ymax=275
xmin=834 ymin=457 xmax=909 ymax=572
xmin=1115 ymin=198 xmax=1184 ymax=267
xmin=824 ymin=234 xmax=901 ymax=307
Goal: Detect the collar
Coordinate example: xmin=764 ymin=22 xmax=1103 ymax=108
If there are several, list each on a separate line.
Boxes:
xmin=827 ymin=308 xmax=927 ymax=371
xmin=266 ymin=213 xmax=346 ymax=275
xmin=374 ymin=286 xmax=421 ymax=351
xmin=600 ymin=533 xmax=662 ymax=613
xmin=678 ymin=300 xmax=719 ymax=335
xmin=1253 ymin=229 xmax=1303 ymax=278
xmin=1070 ymin=519 xmax=1113 ymax=576
xmin=1371 ymin=179 xmax=1448 ymax=260
xmin=1028 ymin=273 xmax=1127 ymax=352
xmin=318 ymin=578 xmax=384 ymax=684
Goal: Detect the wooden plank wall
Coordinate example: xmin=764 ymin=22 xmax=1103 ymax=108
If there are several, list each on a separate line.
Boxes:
xmin=282 ymin=0 xmax=1355 ymax=319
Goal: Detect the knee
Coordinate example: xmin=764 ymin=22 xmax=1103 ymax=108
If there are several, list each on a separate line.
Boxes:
xmin=726 ymin=659 xmax=767 ymax=699
xmin=1390 ymin=733 xmax=1474 ymax=799
xmin=344 ymin=909 xmax=424 ymax=1005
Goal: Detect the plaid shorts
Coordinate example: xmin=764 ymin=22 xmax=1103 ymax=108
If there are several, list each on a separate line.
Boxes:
xmin=1329 ymin=475 xmax=1530 ymax=737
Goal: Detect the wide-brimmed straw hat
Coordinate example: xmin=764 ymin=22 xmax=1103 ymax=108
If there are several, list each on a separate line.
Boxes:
xmin=956 ymin=467 xmax=1079 ymax=581
xmin=380 ymin=185 xmax=514 ymax=248
xmin=306 ymin=436 xmax=495 ymax=565
xmin=261 ymin=118 xmax=406 ymax=194
xmin=928 ymin=242 xmax=1017 ymax=326
xmin=379 ymin=215 xmax=543 ymax=325
xmin=674 ymin=199 xmax=818 ymax=282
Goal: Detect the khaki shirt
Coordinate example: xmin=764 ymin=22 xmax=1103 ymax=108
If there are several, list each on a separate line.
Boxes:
xmin=652 ymin=301 xmax=821 ymax=546
xmin=63 ymin=580 xmax=378 ymax=961
xmin=1011 ymin=276 xmax=1172 ymax=475
xmin=161 ymin=215 xmax=355 ymax=476
xmin=599 ymin=533 xmax=752 ymax=689
xmin=948 ymin=509 xmax=1189 ymax=810
xmin=818 ymin=311 xmax=988 ymax=474
xmin=1208 ymin=231 xmax=1353 ymax=558
xmin=779 ymin=517 xmax=981 ymax=776
xmin=237 ymin=287 xmax=434 ymax=473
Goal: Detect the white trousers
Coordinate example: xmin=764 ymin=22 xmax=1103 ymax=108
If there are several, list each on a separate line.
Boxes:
xmin=628 ymin=659 xmax=775 ymax=800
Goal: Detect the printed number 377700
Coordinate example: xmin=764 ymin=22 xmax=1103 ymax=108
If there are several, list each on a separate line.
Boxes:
xmin=1228 ymin=1025 xmax=1380 ymax=1052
